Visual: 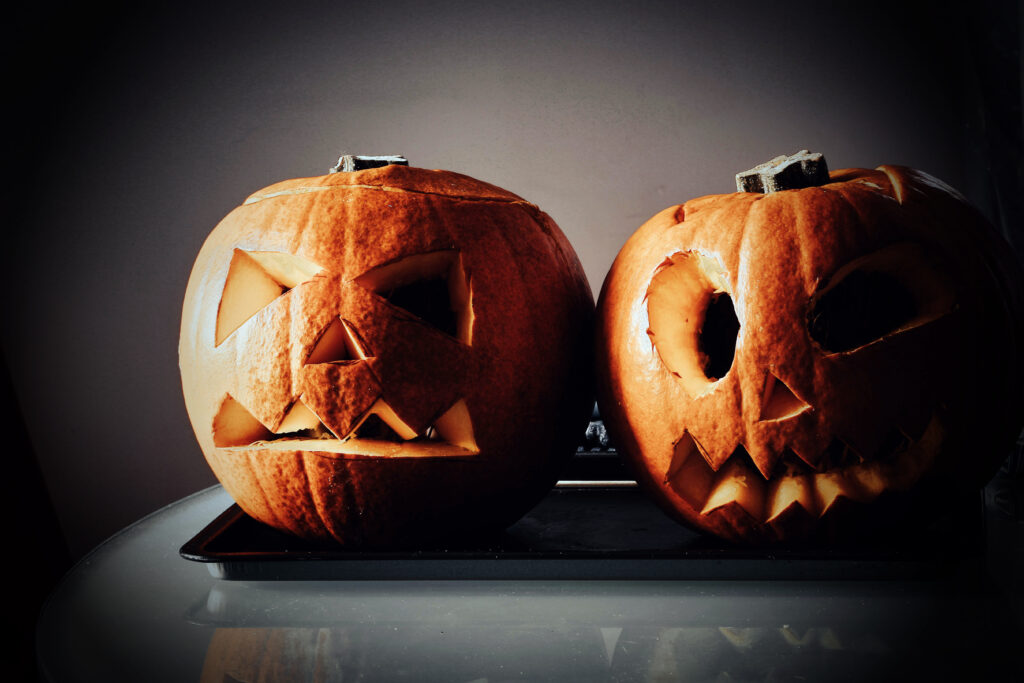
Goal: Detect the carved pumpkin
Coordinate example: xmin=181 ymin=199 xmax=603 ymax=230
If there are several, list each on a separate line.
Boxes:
xmin=180 ymin=157 xmax=593 ymax=546
xmin=596 ymin=153 xmax=1024 ymax=543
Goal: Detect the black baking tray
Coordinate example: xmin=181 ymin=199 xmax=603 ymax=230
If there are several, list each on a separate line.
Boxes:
xmin=180 ymin=478 xmax=987 ymax=581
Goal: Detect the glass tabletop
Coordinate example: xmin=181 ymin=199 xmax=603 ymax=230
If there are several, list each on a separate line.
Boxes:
xmin=36 ymin=482 xmax=1024 ymax=682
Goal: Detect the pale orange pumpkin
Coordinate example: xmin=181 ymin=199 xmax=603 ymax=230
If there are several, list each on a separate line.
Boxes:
xmin=596 ymin=156 xmax=1024 ymax=543
xmin=179 ymin=159 xmax=594 ymax=547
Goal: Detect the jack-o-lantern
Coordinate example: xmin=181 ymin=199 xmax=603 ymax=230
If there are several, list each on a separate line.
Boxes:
xmin=180 ymin=156 xmax=594 ymax=546
xmin=596 ymin=151 xmax=1024 ymax=543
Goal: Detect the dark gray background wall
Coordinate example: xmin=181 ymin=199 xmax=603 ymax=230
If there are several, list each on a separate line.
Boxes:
xmin=3 ymin=0 xmax=1020 ymax=561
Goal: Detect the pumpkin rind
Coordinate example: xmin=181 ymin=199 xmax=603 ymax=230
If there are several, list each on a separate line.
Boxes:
xmin=180 ymin=164 xmax=594 ymax=546
xmin=596 ymin=165 xmax=1024 ymax=543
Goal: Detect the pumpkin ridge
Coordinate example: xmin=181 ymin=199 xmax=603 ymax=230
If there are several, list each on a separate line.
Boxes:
xmin=332 ymin=460 xmax=361 ymax=543
xmin=244 ymin=449 xmax=288 ymax=531
xmin=297 ymin=452 xmax=333 ymax=539
xmin=301 ymin=452 xmax=348 ymax=543
xmin=733 ymin=190 xmax=765 ymax=425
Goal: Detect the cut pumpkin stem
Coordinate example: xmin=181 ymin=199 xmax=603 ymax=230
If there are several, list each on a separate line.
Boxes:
xmin=330 ymin=154 xmax=409 ymax=173
xmin=736 ymin=150 xmax=829 ymax=193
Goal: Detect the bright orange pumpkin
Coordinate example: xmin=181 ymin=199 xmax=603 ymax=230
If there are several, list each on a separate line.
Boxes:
xmin=596 ymin=156 xmax=1024 ymax=543
xmin=180 ymin=159 xmax=594 ymax=546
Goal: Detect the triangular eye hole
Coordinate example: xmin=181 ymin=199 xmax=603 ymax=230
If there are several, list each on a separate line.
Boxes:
xmin=807 ymin=243 xmax=954 ymax=354
xmin=354 ymin=250 xmax=473 ymax=344
xmin=215 ymin=250 xmax=324 ymax=346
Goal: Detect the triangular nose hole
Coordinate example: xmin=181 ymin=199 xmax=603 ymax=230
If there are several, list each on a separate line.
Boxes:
xmin=216 ymin=249 xmax=324 ymax=346
xmin=759 ymin=372 xmax=811 ymax=422
xmin=354 ymin=250 xmax=473 ymax=344
xmin=306 ymin=318 xmax=367 ymax=364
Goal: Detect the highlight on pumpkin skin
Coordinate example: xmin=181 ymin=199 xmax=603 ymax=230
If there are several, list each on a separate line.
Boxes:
xmin=663 ymin=415 xmax=943 ymax=526
xmin=211 ymin=393 xmax=479 ymax=458
xmin=354 ymin=250 xmax=474 ymax=345
xmin=807 ymin=243 xmax=955 ymax=355
xmin=646 ymin=251 xmax=740 ymax=397
xmin=215 ymin=249 xmax=325 ymax=346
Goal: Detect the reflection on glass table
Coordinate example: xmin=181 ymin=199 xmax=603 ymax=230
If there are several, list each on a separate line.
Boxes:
xmin=36 ymin=473 xmax=1024 ymax=682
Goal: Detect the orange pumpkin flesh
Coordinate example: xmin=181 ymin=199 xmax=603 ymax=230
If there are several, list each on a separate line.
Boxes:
xmin=596 ymin=163 xmax=1024 ymax=544
xmin=180 ymin=162 xmax=594 ymax=547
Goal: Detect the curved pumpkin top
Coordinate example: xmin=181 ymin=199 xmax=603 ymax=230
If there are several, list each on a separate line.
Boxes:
xmin=245 ymin=164 xmax=529 ymax=206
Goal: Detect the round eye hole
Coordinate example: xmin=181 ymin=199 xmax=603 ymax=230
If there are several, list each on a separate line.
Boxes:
xmin=807 ymin=243 xmax=955 ymax=354
xmin=647 ymin=252 xmax=740 ymax=397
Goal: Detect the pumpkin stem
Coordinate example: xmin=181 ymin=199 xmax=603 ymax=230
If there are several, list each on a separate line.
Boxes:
xmin=736 ymin=150 xmax=829 ymax=193
xmin=330 ymin=154 xmax=408 ymax=173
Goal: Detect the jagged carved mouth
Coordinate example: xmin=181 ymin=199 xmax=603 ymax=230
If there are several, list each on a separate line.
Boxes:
xmin=210 ymin=248 xmax=479 ymax=460
xmin=212 ymin=394 xmax=480 ymax=460
xmin=665 ymin=415 xmax=943 ymax=526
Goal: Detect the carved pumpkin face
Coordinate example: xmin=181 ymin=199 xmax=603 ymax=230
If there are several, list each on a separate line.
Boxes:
xmin=596 ymin=164 xmax=1024 ymax=542
xmin=180 ymin=163 xmax=594 ymax=546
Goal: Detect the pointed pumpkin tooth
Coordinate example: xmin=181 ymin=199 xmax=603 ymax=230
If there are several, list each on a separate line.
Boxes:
xmin=744 ymin=440 xmax=781 ymax=480
xmin=847 ymin=461 xmax=889 ymax=500
xmin=813 ymin=472 xmax=870 ymax=516
xmin=779 ymin=626 xmax=815 ymax=647
xmin=821 ymin=437 xmax=863 ymax=470
xmin=212 ymin=394 xmax=274 ymax=447
xmin=766 ymin=475 xmax=816 ymax=523
xmin=790 ymin=448 xmax=824 ymax=472
xmin=275 ymin=399 xmax=322 ymax=433
xmin=719 ymin=627 xmax=763 ymax=650
xmin=701 ymin=456 xmax=765 ymax=521
xmin=665 ymin=432 xmax=716 ymax=512
xmin=698 ymin=438 xmax=736 ymax=473
xmin=840 ymin=431 xmax=882 ymax=465
xmin=879 ymin=414 xmax=943 ymax=490
xmin=818 ymin=628 xmax=843 ymax=650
